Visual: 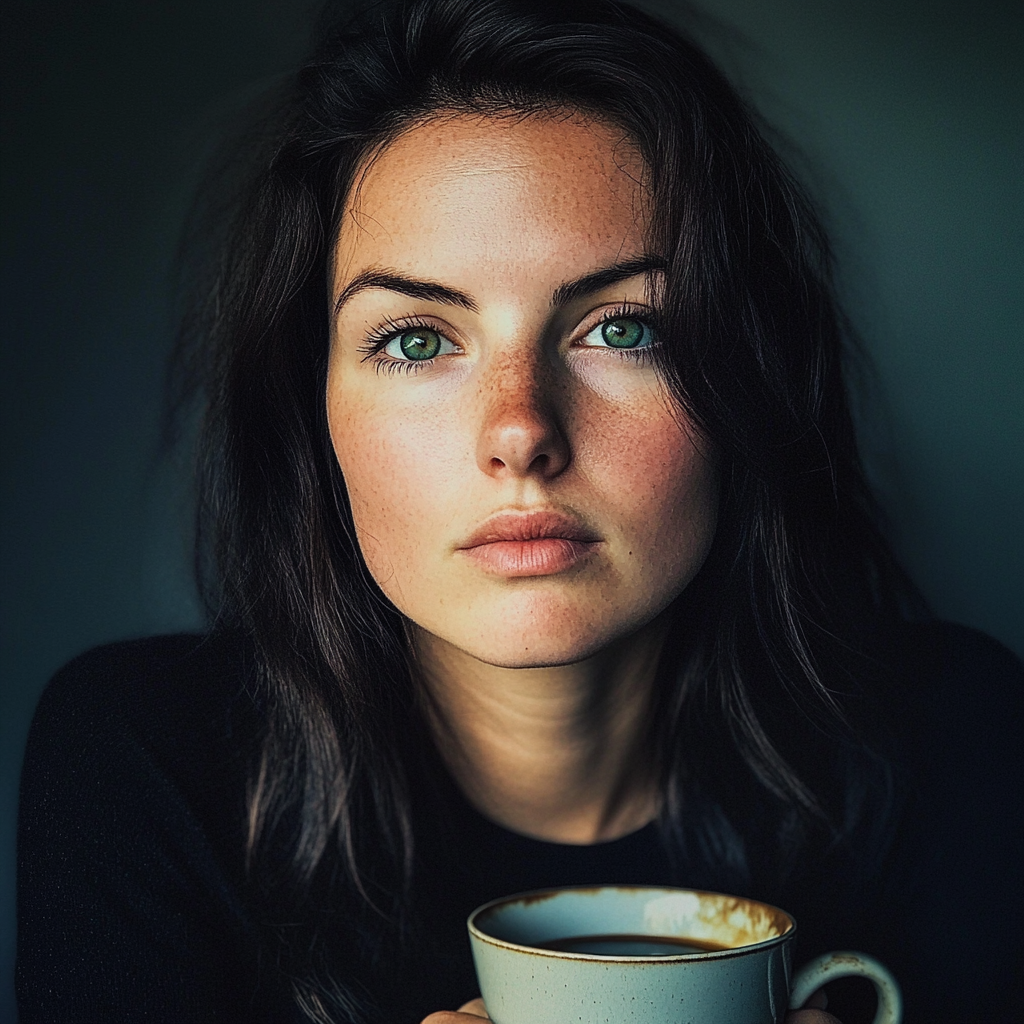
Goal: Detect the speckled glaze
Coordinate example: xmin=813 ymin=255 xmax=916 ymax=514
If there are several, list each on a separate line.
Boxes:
xmin=468 ymin=886 xmax=902 ymax=1024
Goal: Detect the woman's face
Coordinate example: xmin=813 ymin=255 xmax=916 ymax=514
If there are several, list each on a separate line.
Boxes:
xmin=327 ymin=113 xmax=717 ymax=668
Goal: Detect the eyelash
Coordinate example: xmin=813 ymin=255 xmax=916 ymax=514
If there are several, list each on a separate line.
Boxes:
xmin=357 ymin=305 xmax=655 ymax=375
xmin=357 ymin=316 xmax=443 ymax=375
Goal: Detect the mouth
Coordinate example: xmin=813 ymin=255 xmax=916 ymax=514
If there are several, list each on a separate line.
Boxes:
xmin=457 ymin=510 xmax=602 ymax=578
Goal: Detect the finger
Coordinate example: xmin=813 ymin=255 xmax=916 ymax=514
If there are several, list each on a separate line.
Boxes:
xmin=783 ymin=1010 xmax=842 ymax=1024
xmin=421 ymin=1003 xmax=491 ymax=1024
xmin=421 ymin=1014 xmax=490 ymax=1024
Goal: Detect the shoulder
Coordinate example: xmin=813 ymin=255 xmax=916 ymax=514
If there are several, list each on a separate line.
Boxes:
xmin=21 ymin=631 xmax=261 ymax=863
xmin=17 ymin=635 xmax=296 ymax=1019
xmin=29 ymin=631 xmax=257 ymax=758
xmin=36 ymin=630 xmax=253 ymax=717
xmin=878 ymin=619 xmax=1022 ymax=761
xmin=870 ymin=619 xmax=1023 ymax=823
xmin=883 ymin=618 xmax=1022 ymax=687
xmin=794 ymin=624 xmax=1023 ymax=1020
xmin=882 ymin=623 xmax=1023 ymax=1016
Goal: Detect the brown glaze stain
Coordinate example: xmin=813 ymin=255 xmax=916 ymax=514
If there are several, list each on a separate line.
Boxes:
xmin=672 ymin=892 xmax=792 ymax=945
xmin=472 ymin=885 xmax=795 ymax=955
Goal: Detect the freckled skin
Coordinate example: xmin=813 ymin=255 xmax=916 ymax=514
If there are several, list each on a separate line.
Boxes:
xmin=327 ymin=113 xmax=717 ymax=668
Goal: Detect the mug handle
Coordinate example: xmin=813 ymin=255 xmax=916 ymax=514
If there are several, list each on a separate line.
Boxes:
xmin=789 ymin=951 xmax=902 ymax=1024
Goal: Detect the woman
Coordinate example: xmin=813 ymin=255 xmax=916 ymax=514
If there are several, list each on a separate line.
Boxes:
xmin=16 ymin=0 xmax=1022 ymax=1021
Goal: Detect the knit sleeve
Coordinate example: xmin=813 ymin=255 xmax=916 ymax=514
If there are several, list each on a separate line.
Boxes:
xmin=15 ymin=636 xmax=298 ymax=1023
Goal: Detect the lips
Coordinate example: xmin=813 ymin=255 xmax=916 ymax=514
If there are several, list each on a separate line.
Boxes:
xmin=457 ymin=511 xmax=601 ymax=577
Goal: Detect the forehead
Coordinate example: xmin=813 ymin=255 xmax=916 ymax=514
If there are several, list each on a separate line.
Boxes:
xmin=333 ymin=112 xmax=650 ymax=284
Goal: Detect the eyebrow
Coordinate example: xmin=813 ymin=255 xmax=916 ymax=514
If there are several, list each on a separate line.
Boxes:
xmin=332 ymin=254 xmax=667 ymax=317
xmin=333 ymin=269 xmax=478 ymax=316
xmin=550 ymin=254 xmax=668 ymax=307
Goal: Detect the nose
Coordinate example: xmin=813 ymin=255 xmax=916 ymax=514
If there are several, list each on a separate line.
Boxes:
xmin=476 ymin=351 xmax=571 ymax=480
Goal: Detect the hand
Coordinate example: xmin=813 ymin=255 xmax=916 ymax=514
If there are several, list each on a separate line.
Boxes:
xmin=423 ymin=992 xmax=841 ymax=1024
xmin=785 ymin=986 xmax=841 ymax=1024
xmin=421 ymin=997 xmax=491 ymax=1022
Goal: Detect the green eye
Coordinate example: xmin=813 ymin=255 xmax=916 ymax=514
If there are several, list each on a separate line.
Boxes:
xmin=601 ymin=318 xmax=646 ymax=348
xmin=581 ymin=316 xmax=653 ymax=350
xmin=380 ymin=326 xmax=459 ymax=364
xmin=396 ymin=329 xmax=441 ymax=360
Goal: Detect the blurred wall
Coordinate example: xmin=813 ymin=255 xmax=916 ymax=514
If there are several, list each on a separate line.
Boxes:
xmin=2 ymin=0 xmax=1021 ymax=1016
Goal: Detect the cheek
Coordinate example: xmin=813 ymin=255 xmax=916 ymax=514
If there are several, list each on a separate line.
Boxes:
xmin=647 ymin=436 xmax=718 ymax=570
xmin=574 ymin=390 xmax=717 ymax=576
xmin=327 ymin=388 xmax=462 ymax=587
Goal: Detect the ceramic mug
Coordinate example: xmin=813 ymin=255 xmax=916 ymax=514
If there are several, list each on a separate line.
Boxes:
xmin=468 ymin=885 xmax=902 ymax=1024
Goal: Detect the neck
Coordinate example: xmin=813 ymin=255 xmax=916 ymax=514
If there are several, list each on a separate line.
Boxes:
xmin=414 ymin=619 xmax=666 ymax=844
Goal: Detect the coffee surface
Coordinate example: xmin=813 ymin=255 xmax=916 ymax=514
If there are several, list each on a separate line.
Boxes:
xmin=535 ymin=934 xmax=731 ymax=956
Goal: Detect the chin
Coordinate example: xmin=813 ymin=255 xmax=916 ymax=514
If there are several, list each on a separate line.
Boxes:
xmin=401 ymin=579 xmax=684 ymax=670
xmin=450 ymin=612 xmax=645 ymax=669
xmin=459 ymin=642 xmax=609 ymax=670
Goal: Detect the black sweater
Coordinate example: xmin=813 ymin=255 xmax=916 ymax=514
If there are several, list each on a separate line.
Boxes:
xmin=16 ymin=624 xmax=1024 ymax=1023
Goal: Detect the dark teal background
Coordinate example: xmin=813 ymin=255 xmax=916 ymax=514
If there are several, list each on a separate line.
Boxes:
xmin=2 ymin=0 xmax=1021 ymax=1017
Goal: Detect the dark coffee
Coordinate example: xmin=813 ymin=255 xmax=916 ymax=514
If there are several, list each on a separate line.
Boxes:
xmin=536 ymin=933 xmax=731 ymax=956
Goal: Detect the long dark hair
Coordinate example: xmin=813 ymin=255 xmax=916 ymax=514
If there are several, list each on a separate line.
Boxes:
xmin=176 ymin=0 xmax=920 ymax=1016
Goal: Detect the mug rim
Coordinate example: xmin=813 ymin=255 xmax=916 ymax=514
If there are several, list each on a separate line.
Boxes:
xmin=468 ymin=884 xmax=796 ymax=964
